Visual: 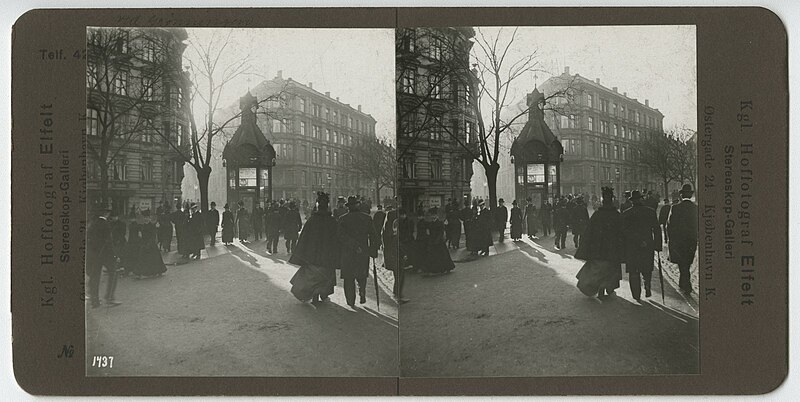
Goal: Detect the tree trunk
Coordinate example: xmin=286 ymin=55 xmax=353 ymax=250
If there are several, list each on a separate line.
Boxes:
xmin=663 ymin=178 xmax=670 ymax=200
xmin=375 ymin=180 xmax=380 ymax=206
xmin=485 ymin=162 xmax=500 ymax=210
xmin=196 ymin=165 xmax=211 ymax=212
xmin=99 ymin=163 xmax=109 ymax=208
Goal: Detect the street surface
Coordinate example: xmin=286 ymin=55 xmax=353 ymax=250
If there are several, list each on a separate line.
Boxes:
xmin=400 ymin=233 xmax=699 ymax=377
xmin=86 ymin=237 xmax=398 ymax=377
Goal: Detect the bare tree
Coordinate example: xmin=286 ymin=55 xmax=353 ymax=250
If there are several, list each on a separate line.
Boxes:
xmin=629 ymin=129 xmax=674 ymax=196
xmin=669 ymin=127 xmax=697 ymax=188
xmin=349 ymin=136 xmax=397 ymax=200
xmin=86 ymin=28 xmax=179 ymax=206
xmin=152 ymin=30 xmax=286 ymax=212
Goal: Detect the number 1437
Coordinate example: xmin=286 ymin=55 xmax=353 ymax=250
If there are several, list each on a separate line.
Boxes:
xmin=91 ymin=355 xmax=114 ymax=368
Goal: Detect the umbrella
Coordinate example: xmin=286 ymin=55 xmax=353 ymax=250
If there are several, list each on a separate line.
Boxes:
xmin=657 ymin=251 xmax=665 ymax=304
xmin=372 ymin=258 xmax=380 ymax=311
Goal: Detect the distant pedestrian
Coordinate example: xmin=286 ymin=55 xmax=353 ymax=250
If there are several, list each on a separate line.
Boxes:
xmin=667 ymin=184 xmax=698 ymax=295
xmin=252 ymin=202 xmax=264 ymax=241
xmin=171 ymin=203 xmax=189 ymax=257
xmin=265 ymin=202 xmax=281 ymax=254
xmin=236 ymin=201 xmax=251 ymax=243
xmin=372 ymin=204 xmax=386 ymax=247
xmin=510 ymin=200 xmax=524 ymax=241
xmin=207 ymin=202 xmax=220 ymax=246
xmin=575 ymin=187 xmax=623 ymax=299
xmin=540 ymin=201 xmax=552 ymax=236
xmin=337 ymin=197 xmax=380 ymax=307
xmin=461 ymin=200 xmax=476 ymax=254
xmin=621 ymin=190 xmax=663 ymax=301
xmin=658 ymin=196 xmax=674 ymax=243
xmin=221 ymin=203 xmax=235 ymax=245
xmin=417 ymin=207 xmax=455 ymax=275
xmin=445 ymin=199 xmax=462 ymax=249
xmin=157 ymin=204 xmax=173 ymax=252
xmin=553 ymin=199 xmax=569 ymax=250
xmin=187 ymin=204 xmax=205 ymax=259
xmin=571 ymin=196 xmax=590 ymax=248
xmin=494 ymin=198 xmax=509 ymax=242
xmin=475 ymin=200 xmax=493 ymax=256
xmin=525 ymin=198 xmax=538 ymax=239
xmin=283 ymin=201 xmax=302 ymax=253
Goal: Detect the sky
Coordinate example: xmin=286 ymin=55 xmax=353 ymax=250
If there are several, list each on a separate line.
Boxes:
xmin=474 ymin=25 xmax=697 ymax=131
xmin=183 ymin=28 xmax=396 ymax=142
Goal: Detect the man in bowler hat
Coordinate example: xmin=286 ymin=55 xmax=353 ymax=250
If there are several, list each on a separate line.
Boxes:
xmin=621 ymin=190 xmax=663 ymax=301
xmin=667 ymin=184 xmax=698 ymax=295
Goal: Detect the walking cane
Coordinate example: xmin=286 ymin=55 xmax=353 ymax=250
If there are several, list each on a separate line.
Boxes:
xmin=657 ymin=251 xmax=665 ymax=304
xmin=372 ymin=258 xmax=380 ymax=311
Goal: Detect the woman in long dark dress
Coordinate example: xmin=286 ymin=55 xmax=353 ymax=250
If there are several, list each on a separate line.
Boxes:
xmin=131 ymin=211 xmax=167 ymax=278
xmin=574 ymin=187 xmax=623 ymax=298
xmin=221 ymin=203 xmax=235 ymax=245
xmin=288 ymin=192 xmax=341 ymax=303
xmin=418 ymin=207 xmax=455 ymax=275
xmin=462 ymin=201 xmax=478 ymax=254
xmin=510 ymin=200 xmax=524 ymax=241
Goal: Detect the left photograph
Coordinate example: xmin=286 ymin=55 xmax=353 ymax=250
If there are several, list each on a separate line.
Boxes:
xmin=84 ymin=27 xmax=398 ymax=376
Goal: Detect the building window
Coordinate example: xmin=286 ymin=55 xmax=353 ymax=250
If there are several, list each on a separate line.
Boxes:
xmin=612 ymin=103 xmax=617 ymax=116
xmin=588 ymin=116 xmax=595 ymax=132
xmin=143 ymin=43 xmax=156 ymax=62
xmin=569 ymin=114 xmax=576 ymax=128
xmin=325 ymin=107 xmax=330 ymax=121
xmin=141 ymin=158 xmax=154 ymax=182
xmin=601 ymin=143 xmax=609 ymax=159
xmin=333 ymin=110 xmax=339 ymax=124
xmin=300 ymin=144 xmax=307 ymax=161
xmin=300 ymin=121 xmax=307 ymax=136
xmin=589 ymin=140 xmax=596 ymax=157
xmin=110 ymin=157 xmax=127 ymax=181
xmin=613 ymin=145 xmax=619 ymax=160
xmin=348 ymin=116 xmax=353 ymax=129
xmin=601 ymin=120 xmax=609 ymax=135
xmin=587 ymin=93 xmax=594 ymax=108
xmin=559 ymin=115 xmax=568 ymax=129
xmin=400 ymin=29 xmax=416 ymax=52
xmin=333 ymin=131 xmax=339 ymax=144
xmin=112 ymin=72 xmax=127 ymax=96
xmin=621 ymin=146 xmax=627 ymax=161
xmin=589 ymin=165 xmax=596 ymax=182
xmin=312 ymin=147 xmax=321 ymax=164
xmin=620 ymin=105 xmax=626 ymax=118
xmin=635 ymin=111 xmax=641 ymax=124
xmin=613 ymin=123 xmax=618 ymax=136
xmin=430 ymin=155 xmax=442 ymax=179
xmin=87 ymin=108 xmax=99 ymax=136
xmin=299 ymin=98 xmax=306 ymax=113
xmin=326 ymin=128 xmax=331 ymax=142
xmin=402 ymin=156 xmax=416 ymax=179
xmin=620 ymin=126 xmax=626 ymax=139
xmin=312 ymin=104 xmax=321 ymax=117
xmin=601 ymin=99 xmax=609 ymax=113
xmin=272 ymin=119 xmax=281 ymax=133
xmin=333 ymin=151 xmax=339 ymax=166
xmin=325 ymin=149 xmax=331 ymax=165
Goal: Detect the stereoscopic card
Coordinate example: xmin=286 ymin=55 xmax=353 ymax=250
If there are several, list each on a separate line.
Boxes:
xmin=9 ymin=6 xmax=788 ymax=396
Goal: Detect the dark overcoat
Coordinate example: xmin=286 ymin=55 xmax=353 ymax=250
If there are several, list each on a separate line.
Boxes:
xmin=658 ymin=204 xmax=672 ymax=226
xmin=475 ymin=208 xmax=494 ymax=249
xmin=187 ymin=211 xmax=206 ymax=252
xmin=221 ymin=210 xmax=235 ymax=243
xmin=417 ymin=219 xmax=455 ymax=273
xmin=282 ymin=209 xmax=302 ymax=241
xmin=571 ymin=203 xmax=590 ymax=235
xmin=510 ymin=206 xmax=524 ymax=239
xmin=337 ymin=210 xmax=379 ymax=280
xmin=288 ymin=210 xmax=340 ymax=269
xmin=524 ymin=204 xmax=538 ymax=234
xmin=494 ymin=205 xmax=508 ymax=231
xmin=620 ymin=203 xmax=662 ymax=273
xmin=667 ymin=199 xmax=698 ymax=266
xmin=206 ymin=208 xmax=220 ymax=235
xmin=575 ymin=206 xmax=623 ymax=263
xmin=445 ymin=205 xmax=462 ymax=244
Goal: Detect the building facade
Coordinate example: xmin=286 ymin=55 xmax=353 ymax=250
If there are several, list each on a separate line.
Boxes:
xmin=86 ymin=27 xmax=191 ymax=215
xmin=396 ymin=27 xmax=479 ymax=213
xmin=188 ymin=71 xmax=382 ymax=206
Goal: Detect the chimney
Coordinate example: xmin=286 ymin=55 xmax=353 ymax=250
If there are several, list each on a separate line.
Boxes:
xmin=358 ymin=105 xmax=362 ymax=112
xmin=564 ymin=66 xmax=570 ymax=75
xmin=336 ymin=97 xmax=340 ymax=102
xmin=277 ymin=70 xmax=283 ymax=79
xmin=308 ymin=82 xmax=313 ymax=89
xmin=612 ymin=87 xmax=618 ymax=93
xmin=325 ymin=91 xmax=330 ymax=97
xmin=623 ymin=92 xmax=627 ymax=97
xmin=645 ymin=99 xmax=649 ymax=107
xmin=595 ymin=78 xmax=600 ymax=84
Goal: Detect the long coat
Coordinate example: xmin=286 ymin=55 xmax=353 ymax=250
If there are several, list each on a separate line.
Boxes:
xmin=667 ymin=199 xmax=698 ymax=266
xmin=186 ymin=211 xmax=206 ymax=252
xmin=206 ymin=208 xmax=220 ymax=235
xmin=494 ymin=205 xmax=508 ymax=231
xmin=571 ymin=203 xmax=590 ymax=235
xmin=288 ymin=210 xmax=340 ymax=269
xmin=620 ymin=203 xmax=662 ymax=273
xmin=221 ymin=210 xmax=235 ymax=243
xmin=337 ymin=210 xmax=379 ymax=280
xmin=574 ymin=205 xmax=624 ymax=294
xmin=524 ymin=204 xmax=538 ymax=234
xmin=445 ymin=205 xmax=462 ymax=245
xmin=475 ymin=208 xmax=494 ymax=249
xmin=510 ymin=206 xmax=524 ymax=239
xmin=282 ymin=208 xmax=303 ymax=241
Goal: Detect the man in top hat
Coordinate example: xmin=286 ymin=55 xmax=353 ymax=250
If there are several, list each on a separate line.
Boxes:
xmin=86 ymin=205 xmax=121 ymax=308
xmin=667 ymin=183 xmax=698 ymax=295
xmin=620 ymin=190 xmax=663 ymax=301
xmin=337 ymin=196 xmax=380 ymax=307
xmin=494 ymin=198 xmax=509 ymax=242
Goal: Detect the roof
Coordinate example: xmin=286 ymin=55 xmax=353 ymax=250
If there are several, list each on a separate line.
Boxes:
xmin=510 ymin=88 xmax=563 ymax=162
xmin=222 ymin=91 xmax=275 ymax=163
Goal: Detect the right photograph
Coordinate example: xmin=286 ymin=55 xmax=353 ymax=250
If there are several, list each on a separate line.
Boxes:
xmin=396 ymin=25 xmax=698 ymax=377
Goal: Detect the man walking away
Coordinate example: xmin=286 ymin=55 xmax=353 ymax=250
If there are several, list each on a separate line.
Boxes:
xmin=337 ymin=197 xmax=379 ymax=307
xmin=667 ymin=184 xmax=698 ymax=295
xmin=621 ymin=190 xmax=663 ymax=301
xmin=571 ymin=196 xmax=590 ymax=248
xmin=86 ymin=206 xmax=121 ymax=308
xmin=283 ymin=201 xmax=302 ymax=253
xmin=252 ymin=202 xmax=264 ymax=241
xmin=553 ymin=198 xmax=569 ymax=250
xmin=540 ymin=201 xmax=552 ymax=237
